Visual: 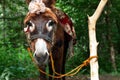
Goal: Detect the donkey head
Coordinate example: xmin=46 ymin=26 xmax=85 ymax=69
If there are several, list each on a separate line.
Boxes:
xmin=24 ymin=9 xmax=58 ymax=66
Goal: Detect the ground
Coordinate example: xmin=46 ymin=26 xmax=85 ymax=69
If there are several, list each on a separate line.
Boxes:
xmin=67 ymin=75 xmax=120 ymax=80
xmin=17 ymin=75 xmax=120 ymax=80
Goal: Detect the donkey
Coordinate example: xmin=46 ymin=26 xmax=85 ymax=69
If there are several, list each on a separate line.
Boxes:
xmin=24 ymin=0 xmax=76 ymax=80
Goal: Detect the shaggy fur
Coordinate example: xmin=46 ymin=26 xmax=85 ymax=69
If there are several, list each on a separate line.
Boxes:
xmin=26 ymin=0 xmax=56 ymax=8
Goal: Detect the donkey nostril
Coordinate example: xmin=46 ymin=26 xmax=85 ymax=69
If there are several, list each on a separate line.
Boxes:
xmin=33 ymin=51 xmax=49 ymax=66
xmin=44 ymin=52 xmax=48 ymax=58
xmin=34 ymin=52 xmax=40 ymax=57
xmin=34 ymin=53 xmax=37 ymax=57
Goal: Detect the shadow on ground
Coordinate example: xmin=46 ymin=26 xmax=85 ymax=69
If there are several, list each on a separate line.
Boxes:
xmin=16 ymin=75 xmax=120 ymax=80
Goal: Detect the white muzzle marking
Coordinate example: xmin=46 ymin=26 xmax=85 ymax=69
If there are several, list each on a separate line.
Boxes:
xmin=34 ymin=38 xmax=49 ymax=65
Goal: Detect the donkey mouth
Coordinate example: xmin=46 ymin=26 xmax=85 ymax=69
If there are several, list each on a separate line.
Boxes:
xmin=34 ymin=53 xmax=49 ymax=66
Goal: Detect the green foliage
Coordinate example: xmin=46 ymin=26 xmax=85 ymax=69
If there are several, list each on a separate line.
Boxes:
xmin=0 ymin=68 xmax=13 ymax=80
xmin=66 ymin=40 xmax=90 ymax=74
xmin=56 ymin=0 xmax=120 ymax=74
xmin=0 ymin=0 xmax=120 ymax=79
xmin=0 ymin=45 xmax=39 ymax=79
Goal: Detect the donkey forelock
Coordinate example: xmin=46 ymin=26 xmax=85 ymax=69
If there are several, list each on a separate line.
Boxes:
xmin=24 ymin=8 xmax=57 ymax=24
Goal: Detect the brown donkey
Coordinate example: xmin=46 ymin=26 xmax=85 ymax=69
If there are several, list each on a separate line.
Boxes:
xmin=24 ymin=0 xmax=76 ymax=80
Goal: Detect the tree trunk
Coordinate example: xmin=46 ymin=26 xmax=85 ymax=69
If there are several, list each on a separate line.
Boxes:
xmin=116 ymin=19 xmax=120 ymax=56
xmin=88 ymin=0 xmax=108 ymax=80
xmin=88 ymin=16 xmax=99 ymax=80
xmin=105 ymin=1 xmax=117 ymax=72
xmin=109 ymin=40 xmax=117 ymax=72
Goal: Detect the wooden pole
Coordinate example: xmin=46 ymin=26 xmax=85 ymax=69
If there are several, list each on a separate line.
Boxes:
xmin=88 ymin=0 xmax=108 ymax=80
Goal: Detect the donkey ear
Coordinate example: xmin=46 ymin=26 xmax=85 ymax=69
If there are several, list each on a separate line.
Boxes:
xmin=43 ymin=0 xmax=56 ymax=8
xmin=26 ymin=0 xmax=31 ymax=5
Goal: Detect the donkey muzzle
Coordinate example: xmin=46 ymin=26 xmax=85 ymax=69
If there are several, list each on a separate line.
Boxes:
xmin=33 ymin=38 xmax=49 ymax=66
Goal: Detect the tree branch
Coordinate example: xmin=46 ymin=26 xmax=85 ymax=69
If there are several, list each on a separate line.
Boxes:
xmin=90 ymin=0 xmax=108 ymax=22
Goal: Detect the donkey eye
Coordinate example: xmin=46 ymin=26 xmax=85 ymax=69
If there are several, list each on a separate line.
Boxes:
xmin=24 ymin=21 xmax=35 ymax=32
xmin=26 ymin=21 xmax=32 ymax=26
xmin=48 ymin=20 xmax=55 ymax=26
xmin=46 ymin=20 xmax=55 ymax=32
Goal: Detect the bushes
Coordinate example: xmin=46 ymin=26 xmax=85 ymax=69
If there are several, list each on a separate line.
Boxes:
xmin=0 ymin=43 xmax=38 ymax=79
xmin=65 ymin=40 xmax=90 ymax=75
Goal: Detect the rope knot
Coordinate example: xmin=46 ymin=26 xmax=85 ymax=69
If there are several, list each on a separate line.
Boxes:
xmin=83 ymin=56 xmax=98 ymax=66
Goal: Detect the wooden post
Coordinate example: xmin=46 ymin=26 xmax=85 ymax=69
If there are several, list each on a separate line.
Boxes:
xmin=88 ymin=0 xmax=108 ymax=80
